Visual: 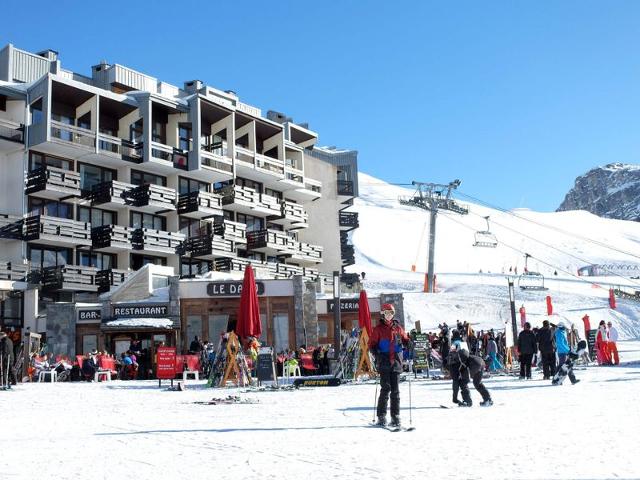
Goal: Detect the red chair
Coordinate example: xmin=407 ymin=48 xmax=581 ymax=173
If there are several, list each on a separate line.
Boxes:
xmin=185 ymin=355 xmax=200 ymax=372
xmin=300 ymin=353 xmax=318 ymax=375
xmin=175 ymin=355 xmax=185 ymax=375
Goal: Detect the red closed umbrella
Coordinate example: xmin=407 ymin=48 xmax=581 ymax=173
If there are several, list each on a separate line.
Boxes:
xmin=519 ymin=306 xmax=526 ymax=328
xmin=236 ymin=265 xmax=262 ymax=339
xmin=546 ymin=296 xmax=553 ymax=316
xmin=358 ymin=290 xmax=372 ymax=337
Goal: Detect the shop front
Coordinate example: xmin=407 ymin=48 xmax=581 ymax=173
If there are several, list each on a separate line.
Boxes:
xmin=179 ymin=279 xmax=302 ymax=354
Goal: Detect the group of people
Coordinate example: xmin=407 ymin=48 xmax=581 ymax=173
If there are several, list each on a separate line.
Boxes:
xmin=595 ymin=320 xmax=620 ymax=365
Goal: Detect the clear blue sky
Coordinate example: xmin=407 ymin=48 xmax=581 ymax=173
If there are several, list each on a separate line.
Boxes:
xmin=3 ymin=1 xmax=640 ymax=211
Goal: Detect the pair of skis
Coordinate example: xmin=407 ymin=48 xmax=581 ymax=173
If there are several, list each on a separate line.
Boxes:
xmin=369 ymin=423 xmax=416 ymax=432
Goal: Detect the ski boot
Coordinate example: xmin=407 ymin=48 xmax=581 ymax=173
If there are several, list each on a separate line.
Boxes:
xmin=458 ymin=401 xmax=472 ymax=407
xmin=389 ymin=416 xmax=401 ymax=428
xmin=480 ymin=399 xmax=493 ymax=407
xmin=375 ymin=415 xmax=387 ymax=427
xmin=571 ymin=379 xmax=580 ymax=385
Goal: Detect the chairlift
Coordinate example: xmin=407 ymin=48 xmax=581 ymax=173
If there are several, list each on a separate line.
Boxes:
xmin=473 ymin=216 xmax=498 ymax=248
xmin=518 ymin=253 xmax=548 ymax=290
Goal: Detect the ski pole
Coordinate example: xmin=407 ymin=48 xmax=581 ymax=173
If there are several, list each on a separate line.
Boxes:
xmin=372 ymin=382 xmax=378 ymax=424
xmin=408 ymin=365 xmax=413 ymax=427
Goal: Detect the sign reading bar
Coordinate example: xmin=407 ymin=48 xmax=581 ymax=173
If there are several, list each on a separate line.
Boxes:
xmin=78 ymin=310 xmax=101 ymax=321
xmin=113 ymin=304 xmax=168 ymax=318
xmin=327 ymin=299 xmax=360 ymax=313
xmin=206 ymin=281 xmax=265 ymax=297
xmin=156 ymin=346 xmax=176 ymax=380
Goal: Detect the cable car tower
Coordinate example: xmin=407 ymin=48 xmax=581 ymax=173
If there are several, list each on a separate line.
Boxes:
xmin=473 ymin=216 xmax=498 ymax=248
xmin=399 ymin=179 xmax=468 ymax=292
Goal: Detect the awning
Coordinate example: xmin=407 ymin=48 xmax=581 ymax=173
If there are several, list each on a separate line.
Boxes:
xmin=101 ymin=317 xmax=176 ymax=331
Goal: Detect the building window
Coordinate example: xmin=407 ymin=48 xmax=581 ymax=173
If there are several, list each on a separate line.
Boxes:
xmin=130 ymin=212 xmax=166 ymax=231
xmin=28 ymin=245 xmax=71 ymax=269
xmin=29 ymin=152 xmax=72 ymax=172
xmin=28 ymin=197 xmax=73 ymax=219
xmin=78 ymin=162 xmax=115 ymax=191
xmin=236 ymin=213 xmax=264 ymax=233
xmin=179 ymin=217 xmax=208 ymax=237
xmin=235 ymin=177 xmax=262 ymax=192
xmin=77 ymin=251 xmax=116 ymax=270
xmin=264 ymin=188 xmax=282 ymax=201
xmin=78 ymin=207 xmax=116 ymax=227
xmin=178 ymin=177 xmax=208 ymax=195
xmin=130 ymin=254 xmax=167 ymax=270
xmin=30 ymin=98 xmax=43 ymax=126
xmin=130 ymin=119 xmax=143 ymax=143
xmin=0 ymin=292 xmax=23 ymax=328
xmin=237 ymin=249 xmax=264 ymax=261
xmin=180 ymin=259 xmax=211 ymax=278
xmin=178 ymin=123 xmax=192 ymax=151
xmin=131 ymin=170 xmax=166 ymax=187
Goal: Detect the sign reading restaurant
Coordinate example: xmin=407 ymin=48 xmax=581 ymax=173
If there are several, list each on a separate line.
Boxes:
xmin=113 ymin=304 xmax=169 ymax=318
xmin=206 ymin=281 xmax=265 ymax=297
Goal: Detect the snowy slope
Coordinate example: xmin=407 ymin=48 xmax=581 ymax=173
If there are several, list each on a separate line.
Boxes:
xmin=348 ymin=173 xmax=640 ymax=338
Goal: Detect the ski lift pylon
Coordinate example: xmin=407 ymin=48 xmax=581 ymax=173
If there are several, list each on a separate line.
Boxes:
xmin=473 ymin=216 xmax=498 ymax=248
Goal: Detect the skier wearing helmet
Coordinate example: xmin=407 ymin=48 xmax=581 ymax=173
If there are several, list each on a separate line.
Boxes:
xmin=369 ymin=303 xmax=410 ymax=427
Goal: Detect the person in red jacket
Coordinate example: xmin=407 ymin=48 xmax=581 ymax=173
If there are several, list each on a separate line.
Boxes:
xmin=368 ymin=303 xmax=410 ymax=427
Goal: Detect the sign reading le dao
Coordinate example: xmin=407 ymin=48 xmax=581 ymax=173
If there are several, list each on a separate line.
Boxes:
xmin=207 ymin=281 xmax=265 ymax=297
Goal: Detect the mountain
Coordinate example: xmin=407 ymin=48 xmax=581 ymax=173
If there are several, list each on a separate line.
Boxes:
xmin=557 ymin=163 xmax=640 ymax=220
xmin=347 ymin=173 xmax=640 ymax=338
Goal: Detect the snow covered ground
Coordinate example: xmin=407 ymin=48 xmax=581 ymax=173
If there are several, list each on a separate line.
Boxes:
xmin=2 ymin=341 xmax=639 ymax=480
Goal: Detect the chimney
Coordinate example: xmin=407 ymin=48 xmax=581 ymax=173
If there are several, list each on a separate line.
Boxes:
xmin=91 ymin=60 xmax=110 ymax=78
xmin=36 ymin=49 xmax=58 ymax=61
xmin=184 ymin=80 xmax=203 ymax=93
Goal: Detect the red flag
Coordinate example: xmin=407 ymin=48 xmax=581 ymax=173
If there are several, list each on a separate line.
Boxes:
xmin=546 ymin=296 xmax=553 ymax=316
xmin=358 ymin=290 xmax=372 ymax=337
xmin=236 ymin=265 xmax=261 ymax=339
xmin=519 ymin=306 xmax=526 ymax=328
xmin=582 ymin=314 xmax=591 ymax=337
xmin=609 ymin=288 xmax=616 ymax=309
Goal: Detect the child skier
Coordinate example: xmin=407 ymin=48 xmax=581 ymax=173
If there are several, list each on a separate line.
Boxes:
xmin=552 ymin=340 xmax=587 ymax=386
xmin=448 ymin=345 xmax=493 ymax=407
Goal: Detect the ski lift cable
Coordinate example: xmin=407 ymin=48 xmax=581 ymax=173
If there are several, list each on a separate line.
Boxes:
xmin=440 ymin=212 xmax=625 ymax=289
xmin=463 ymin=205 xmax=640 ymax=288
xmin=455 ymin=190 xmax=640 ymax=263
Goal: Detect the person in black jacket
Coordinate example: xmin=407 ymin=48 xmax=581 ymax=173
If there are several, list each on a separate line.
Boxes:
xmin=448 ymin=347 xmax=492 ymax=407
xmin=536 ymin=320 xmax=556 ymax=379
xmin=0 ymin=332 xmax=15 ymax=390
xmin=517 ymin=322 xmax=537 ymax=379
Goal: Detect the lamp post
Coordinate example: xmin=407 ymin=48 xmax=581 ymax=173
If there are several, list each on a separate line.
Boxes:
xmin=333 ymin=271 xmax=341 ymax=361
xmin=508 ymin=278 xmax=518 ymax=347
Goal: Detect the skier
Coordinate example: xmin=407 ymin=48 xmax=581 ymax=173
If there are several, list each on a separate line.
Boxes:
xmin=552 ymin=340 xmax=587 ymax=385
xmin=449 ymin=346 xmax=493 ymax=407
xmin=517 ymin=322 xmax=537 ymax=379
xmin=554 ymin=322 xmax=571 ymax=371
xmin=369 ymin=303 xmax=410 ymax=427
xmin=536 ymin=320 xmax=556 ymax=380
xmin=0 ymin=332 xmax=15 ymax=390
xmin=486 ymin=333 xmax=502 ymax=371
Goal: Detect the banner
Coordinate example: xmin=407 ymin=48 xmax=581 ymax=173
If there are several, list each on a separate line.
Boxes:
xmin=156 ymin=346 xmax=176 ymax=380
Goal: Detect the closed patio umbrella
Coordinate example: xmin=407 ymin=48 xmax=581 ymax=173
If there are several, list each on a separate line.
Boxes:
xmin=236 ymin=265 xmax=262 ymax=340
xmin=358 ymin=289 xmax=372 ymax=337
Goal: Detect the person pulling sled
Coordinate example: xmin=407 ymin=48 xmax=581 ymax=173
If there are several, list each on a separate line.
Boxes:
xmin=369 ymin=303 xmax=410 ymax=427
xmin=448 ymin=345 xmax=493 ymax=407
xmin=552 ymin=340 xmax=587 ymax=386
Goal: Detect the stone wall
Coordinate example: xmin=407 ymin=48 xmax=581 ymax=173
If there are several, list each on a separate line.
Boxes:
xmin=46 ymin=303 xmax=76 ymax=357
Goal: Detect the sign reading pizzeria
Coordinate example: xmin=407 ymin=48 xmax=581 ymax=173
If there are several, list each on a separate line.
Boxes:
xmin=327 ymin=299 xmax=360 ymax=313
xmin=113 ymin=304 xmax=169 ymax=318
xmin=206 ymin=281 xmax=265 ymax=297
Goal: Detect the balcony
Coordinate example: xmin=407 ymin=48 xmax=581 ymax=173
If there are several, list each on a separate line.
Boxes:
xmin=287 ymin=241 xmax=323 ymax=266
xmin=131 ymin=228 xmax=185 ymax=255
xmin=25 ymin=167 xmax=81 ymax=200
xmin=0 ymin=119 xmax=24 ymax=151
xmin=96 ymin=268 xmax=130 ymax=293
xmin=268 ymin=201 xmax=309 ymax=230
xmin=339 ymin=212 xmax=359 ymax=230
xmin=24 ymin=215 xmax=92 ymax=247
xmin=0 ymin=262 xmax=29 ymax=282
xmin=92 ymin=225 xmax=134 ymax=252
xmin=214 ymin=257 xmax=278 ymax=278
xmin=246 ymin=229 xmax=297 ymax=256
xmin=32 ymin=265 xmax=98 ymax=292
xmin=30 ymin=120 xmax=97 ymax=159
xmin=95 ymin=133 xmax=143 ymax=166
xmin=218 ymin=220 xmax=247 ymax=245
xmin=234 ymin=146 xmax=286 ymax=188
xmin=284 ymin=177 xmax=323 ymax=202
xmin=0 ymin=214 xmax=26 ymax=240
xmin=234 ymin=145 xmax=255 ymax=166
xmin=122 ymin=184 xmax=177 ymax=213
xmin=178 ymin=233 xmax=235 ymax=260
xmin=187 ymin=143 xmax=234 ymax=183
xmin=337 ymin=180 xmax=355 ymax=198
xmin=148 ymin=141 xmax=188 ymax=173
xmin=340 ymin=236 xmax=355 ymax=267
xmin=83 ymin=180 xmax=132 ymax=209
xmin=177 ymin=191 xmax=223 ymax=219
xmin=216 ymin=185 xmax=279 ymax=217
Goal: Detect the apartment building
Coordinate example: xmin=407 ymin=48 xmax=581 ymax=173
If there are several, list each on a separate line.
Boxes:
xmin=0 ymin=44 xmax=360 ymax=350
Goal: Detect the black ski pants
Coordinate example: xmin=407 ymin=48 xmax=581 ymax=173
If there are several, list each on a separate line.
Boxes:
xmin=377 ymin=370 xmax=400 ymax=418
xmin=459 ymin=371 xmax=491 ymax=404
xmin=541 ymin=351 xmax=556 ymax=378
xmin=519 ymin=353 xmax=533 ymax=378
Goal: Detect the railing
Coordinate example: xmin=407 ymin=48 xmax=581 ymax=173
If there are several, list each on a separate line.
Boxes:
xmin=201 ymin=149 xmax=233 ymax=173
xmin=25 ymin=166 xmax=81 ymax=196
xmin=339 ymin=211 xmax=359 ymax=229
xmin=0 ymin=262 xmax=29 ymax=281
xmin=247 ymin=229 xmax=297 ymax=253
xmin=0 ymin=214 xmax=24 ymax=240
xmin=202 ymin=141 xmax=228 ymax=157
xmin=216 ymin=184 xmax=258 ymax=206
xmin=282 ymin=201 xmax=308 ymax=225
xmin=97 ymin=133 xmax=143 ymax=163
xmin=50 ymin=120 xmax=95 ymax=148
xmin=221 ymin=220 xmax=247 ymax=244
xmin=234 ymin=145 xmax=255 ymax=165
xmin=150 ymin=141 xmax=188 ymax=170
xmin=255 ymin=153 xmax=284 ymax=176
xmin=123 ymin=183 xmax=177 ymax=210
xmin=85 ymin=180 xmax=133 ymax=205
xmin=305 ymin=178 xmax=322 ymax=194
xmin=337 ymin=180 xmax=354 ymax=196
xmin=257 ymin=193 xmax=281 ymax=215
xmin=0 ymin=119 xmax=24 ymax=143
xmin=96 ymin=268 xmax=130 ymax=293
xmin=178 ymin=234 xmax=234 ymax=258
xmin=177 ymin=191 xmax=223 ymax=215
xmin=92 ymin=224 xmax=134 ymax=250
xmin=214 ymin=257 xmax=278 ymax=278
xmin=36 ymin=265 xmax=98 ymax=292
xmin=296 ymin=242 xmax=323 ymax=262
xmin=285 ymin=168 xmax=304 ymax=184
xmin=24 ymin=215 xmax=92 ymax=244
xmin=131 ymin=228 xmax=185 ymax=254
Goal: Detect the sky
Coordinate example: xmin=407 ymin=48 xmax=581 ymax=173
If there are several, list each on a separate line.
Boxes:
xmin=2 ymin=0 xmax=640 ymax=211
